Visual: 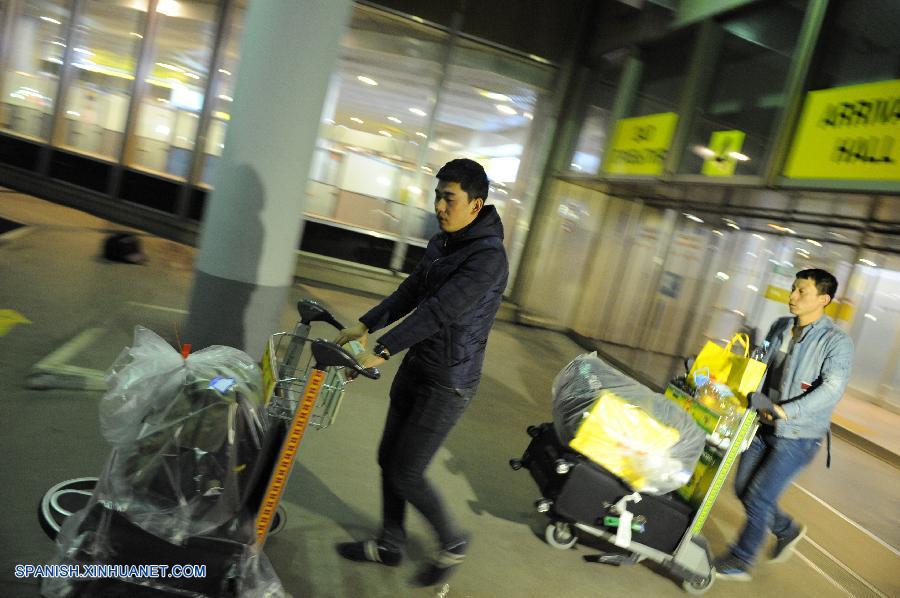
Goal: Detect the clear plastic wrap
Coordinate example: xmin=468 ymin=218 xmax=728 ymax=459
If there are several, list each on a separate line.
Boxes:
xmin=552 ymin=353 xmax=705 ymax=495
xmin=43 ymin=326 xmax=286 ymax=597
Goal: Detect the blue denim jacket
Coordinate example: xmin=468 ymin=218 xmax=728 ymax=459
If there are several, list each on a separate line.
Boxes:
xmin=760 ymin=315 xmax=854 ymax=439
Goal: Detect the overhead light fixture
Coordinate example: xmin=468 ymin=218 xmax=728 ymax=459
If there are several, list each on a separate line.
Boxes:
xmin=51 ymin=41 xmax=66 ymax=47
xmin=40 ymin=16 xmax=61 ymax=25
xmin=496 ymin=104 xmax=517 ymax=115
xmin=378 ymin=130 xmax=392 ymax=137
xmin=415 ymin=131 xmax=427 ymax=138
xmin=683 ymin=213 xmax=703 ymax=223
xmin=479 ymin=90 xmax=511 ymax=101
xmin=218 ymin=68 xmax=231 ymax=76
xmin=408 ymin=107 xmax=426 ymax=116
xmin=218 ymin=94 xmax=233 ymax=102
xmin=859 ymin=258 xmax=877 ymax=267
xmin=350 ymin=117 xmax=363 ymax=124
xmin=156 ymin=62 xmax=184 ymax=73
xmin=768 ymin=223 xmax=796 ymax=234
xmin=523 ymin=112 xmax=534 ymax=120
xmin=864 ymin=313 xmax=878 ymax=322
xmin=692 ymin=145 xmax=716 ymax=158
xmin=753 ymin=233 xmax=765 ymax=240
xmin=387 ymin=116 xmax=402 ymax=124
xmin=157 ymin=0 xmax=181 ymax=17
xmin=726 ymin=222 xmax=740 ymax=230
xmin=806 ymin=239 xmax=822 ymax=247
xmin=357 ymin=75 xmax=378 ymax=86
xmin=728 ymin=151 xmax=750 ymax=161
xmin=747 ymin=284 xmax=759 ymax=292
xmin=712 ymin=230 xmax=724 ymax=236
xmin=715 ymin=272 xmax=730 ymax=281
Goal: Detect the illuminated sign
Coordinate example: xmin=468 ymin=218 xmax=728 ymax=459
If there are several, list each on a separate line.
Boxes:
xmin=603 ymin=112 xmax=678 ymax=176
xmin=701 ymin=130 xmax=746 ymax=176
xmin=784 ymin=79 xmax=900 ymax=181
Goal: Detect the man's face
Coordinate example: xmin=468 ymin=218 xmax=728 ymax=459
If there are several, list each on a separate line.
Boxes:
xmin=789 ymin=277 xmax=829 ymax=320
xmin=434 ymin=180 xmax=482 ymax=233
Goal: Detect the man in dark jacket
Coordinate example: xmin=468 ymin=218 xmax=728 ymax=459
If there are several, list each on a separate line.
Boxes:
xmin=334 ymin=158 xmax=508 ymax=586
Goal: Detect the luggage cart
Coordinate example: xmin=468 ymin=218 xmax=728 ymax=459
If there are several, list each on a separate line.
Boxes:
xmin=38 ymin=299 xmax=378 ymax=596
xmin=511 ymin=382 xmax=759 ymax=595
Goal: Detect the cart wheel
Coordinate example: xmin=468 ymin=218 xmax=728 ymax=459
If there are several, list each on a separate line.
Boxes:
xmin=38 ymin=477 xmax=98 ymax=540
xmin=509 ymin=458 xmax=523 ymax=470
xmin=682 ymin=572 xmax=714 ymax=595
xmin=544 ymin=522 xmax=577 ymax=550
xmin=268 ymin=505 xmax=288 ymax=536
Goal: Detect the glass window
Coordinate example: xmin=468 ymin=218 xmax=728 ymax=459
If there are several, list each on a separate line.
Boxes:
xmin=810 ymin=0 xmax=900 ymax=88
xmin=569 ymin=49 xmax=626 ymax=175
xmin=0 ymin=0 xmax=71 ymax=140
xmin=53 ymin=0 xmax=147 ymax=160
xmin=126 ymin=0 xmax=219 ymax=179
xmin=433 ymin=38 xmax=555 ymax=282
xmin=304 ymin=6 xmax=447 ymax=238
xmin=630 ymin=30 xmax=694 ymax=117
xmin=200 ymin=1 xmax=245 ymax=186
xmin=681 ymin=1 xmax=808 ymax=176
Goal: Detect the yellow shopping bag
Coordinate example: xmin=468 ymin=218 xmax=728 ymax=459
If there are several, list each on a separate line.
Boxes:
xmin=688 ymin=332 xmax=766 ymax=400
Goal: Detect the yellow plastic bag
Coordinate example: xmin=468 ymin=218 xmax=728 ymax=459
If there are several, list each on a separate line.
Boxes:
xmin=570 ymin=392 xmax=681 ymax=491
xmin=688 ymin=332 xmax=766 ymax=399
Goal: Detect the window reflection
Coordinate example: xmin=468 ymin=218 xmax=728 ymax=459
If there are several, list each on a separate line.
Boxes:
xmin=127 ymin=0 xmax=219 ymax=179
xmin=0 ymin=0 xmax=70 ymax=140
xmin=54 ymin=0 xmax=147 ymax=160
xmin=569 ymin=49 xmax=626 ymax=175
xmin=200 ymin=1 xmax=244 ymax=186
xmin=682 ymin=1 xmax=807 ymax=177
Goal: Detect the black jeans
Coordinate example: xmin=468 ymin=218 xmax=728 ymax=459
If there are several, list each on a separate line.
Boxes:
xmin=377 ymin=363 xmax=475 ymax=550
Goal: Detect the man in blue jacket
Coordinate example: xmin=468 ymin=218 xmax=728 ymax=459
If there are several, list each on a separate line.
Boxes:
xmin=334 ymin=158 xmax=508 ymax=586
xmin=715 ymin=268 xmax=854 ymax=581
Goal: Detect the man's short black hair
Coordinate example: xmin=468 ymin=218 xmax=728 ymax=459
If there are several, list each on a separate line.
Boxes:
xmin=436 ymin=158 xmax=489 ymax=202
xmin=796 ymin=268 xmax=838 ymax=303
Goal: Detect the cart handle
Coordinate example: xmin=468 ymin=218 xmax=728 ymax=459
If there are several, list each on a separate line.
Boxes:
xmin=298 ymin=299 xmax=345 ymax=331
xmin=311 ymin=339 xmax=380 ymax=380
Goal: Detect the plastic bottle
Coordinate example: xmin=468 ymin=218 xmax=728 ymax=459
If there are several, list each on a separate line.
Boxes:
xmin=750 ymin=340 xmax=770 ymax=362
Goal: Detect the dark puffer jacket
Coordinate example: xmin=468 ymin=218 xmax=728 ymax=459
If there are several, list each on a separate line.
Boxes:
xmin=360 ymin=205 xmax=508 ymax=388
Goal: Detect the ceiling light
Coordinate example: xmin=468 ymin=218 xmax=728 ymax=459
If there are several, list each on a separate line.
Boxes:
xmin=747 ymin=284 xmax=759 ymax=292
xmin=415 ymin=131 xmax=427 ymax=138
xmin=683 ymin=213 xmax=703 ymax=223
xmin=864 ymin=313 xmax=877 ymax=322
xmin=408 ymin=107 xmax=426 ymax=116
xmin=753 ymin=234 xmax=765 ymax=241
xmin=728 ymin=151 xmax=750 ymax=161
xmin=350 ymin=117 xmax=363 ymax=124
xmin=40 ymin=16 xmax=61 ymax=25
xmin=496 ymin=104 xmax=517 ymax=115
xmin=357 ymin=75 xmax=378 ymax=86
xmin=156 ymin=62 xmax=184 ymax=73
xmin=523 ymin=112 xmax=534 ymax=120
xmin=157 ymin=0 xmax=181 ymax=17
xmin=693 ymin=145 xmax=716 ymax=158
xmin=479 ymin=90 xmax=511 ymax=101
xmin=726 ymin=222 xmax=740 ymax=230
xmin=378 ymin=130 xmax=392 ymax=137
xmin=218 ymin=94 xmax=233 ymax=102
xmin=859 ymin=258 xmax=877 ymax=267
xmin=217 ymin=68 xmax=231 ymax=75
xmin=387 ymin=116 xmax=402 ymax=124
xmin=715 ymin=272 xmax=730 ymax=281
xmin=712 ymin=230 xmax=724 ymax=236
xmin=51 ymin=41 xmax=66 ymax=47
xmin=806 ymin=239 xmax=822 ymax=247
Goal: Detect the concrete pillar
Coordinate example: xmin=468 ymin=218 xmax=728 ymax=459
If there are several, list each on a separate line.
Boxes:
xmin=184 ymin=0 xmax=352 ymax=357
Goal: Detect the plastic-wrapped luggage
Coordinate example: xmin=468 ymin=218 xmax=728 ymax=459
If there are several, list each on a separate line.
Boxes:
xmin=552 ymin=352 xmax=705 ymax=495
xmin=43 ymin=326 xmax=285 ymax=598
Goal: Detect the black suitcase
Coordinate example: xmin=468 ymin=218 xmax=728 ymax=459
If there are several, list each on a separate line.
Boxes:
xmin=520 ymin=422 xmax=695 ymax=554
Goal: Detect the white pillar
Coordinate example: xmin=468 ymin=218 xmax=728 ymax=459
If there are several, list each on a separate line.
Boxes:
xmin=184 ymin=0 xmax=352 ymax=357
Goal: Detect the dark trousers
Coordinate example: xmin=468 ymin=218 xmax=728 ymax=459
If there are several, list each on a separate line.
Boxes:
xmin=377 ymin=363 xmax=475 ymax=550
xmin=731 ymin=428 xmax=821 ymax=564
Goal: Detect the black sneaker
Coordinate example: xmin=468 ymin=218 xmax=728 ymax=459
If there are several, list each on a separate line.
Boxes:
xmin=713 ymin=553 xmax=751 ymax=581
xmin=336 ymin=539 xmax=402 ymax=566
xmin=412 ymin=537 xmax=469 ymax=587
xmin=770 ymin=524 xmax=806 ymax=563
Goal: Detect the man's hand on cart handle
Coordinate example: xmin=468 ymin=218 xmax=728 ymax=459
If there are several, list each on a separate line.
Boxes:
xmin=344 ymin=350 xmax=386 ymax=381
xmin=335 ymin=321 xmax=369 ymax=347
xmin=750 ymin=391 xmax=788 ymax=422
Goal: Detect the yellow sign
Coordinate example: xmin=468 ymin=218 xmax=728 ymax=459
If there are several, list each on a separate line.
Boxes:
xmin=261 ymin=337 xmax=278 ymax=405
xmin=0 ymin=309 xmax=31 ymax=336
xmin=784 ymin=79 xmax=900 ymax=180
xmin=603 ymin=112 xmax=678 ymax=175
xmin=701 ymin=130 xmax=746 ymax=176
